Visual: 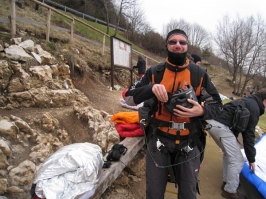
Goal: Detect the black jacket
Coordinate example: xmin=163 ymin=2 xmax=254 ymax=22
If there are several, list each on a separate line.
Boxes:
xmin=215 ymin=95 xmax=265 ymax=163
xmin=125 ymin=61 xmax=222 ymax=121
xmin=133 ymin=57 xmax=146 ymax=74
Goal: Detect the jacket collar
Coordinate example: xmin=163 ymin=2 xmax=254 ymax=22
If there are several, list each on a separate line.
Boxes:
xmin=165 ymin=58 xmax=190 ymax=72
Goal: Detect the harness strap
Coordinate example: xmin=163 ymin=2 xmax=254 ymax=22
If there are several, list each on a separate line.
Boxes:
xmin=167 ymin=153 xmax=176 ymax=183
xmin=156 ymin=129 xmax=189 ymax=140
xmin=157 ymin=120 xmax=193 ymax=130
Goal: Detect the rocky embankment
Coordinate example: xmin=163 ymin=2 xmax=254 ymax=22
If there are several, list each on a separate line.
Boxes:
xmin=0 ymin=38 xmax=121 ymax=198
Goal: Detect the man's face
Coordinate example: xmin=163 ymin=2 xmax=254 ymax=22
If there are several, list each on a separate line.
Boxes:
xmin=263 ymin=99 xmax=266 ymax=110
xmin=195 ymin=61 xmax=201 ymax=66
xmin=167 ymin=34 xmax=188 ymax=53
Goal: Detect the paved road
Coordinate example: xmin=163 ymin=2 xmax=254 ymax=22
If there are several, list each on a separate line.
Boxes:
xmin=0 ymin=17 xmax=102 ymax=47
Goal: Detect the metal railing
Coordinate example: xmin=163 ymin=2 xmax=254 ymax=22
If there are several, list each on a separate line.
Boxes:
xmin=38 ymin=0 xmax=127 ymax=32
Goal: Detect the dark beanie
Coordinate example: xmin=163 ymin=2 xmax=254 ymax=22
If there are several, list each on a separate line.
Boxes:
xmin=191 ymin=54 xmax=201 ymax=63
xmin=166 ymin=29 xmax=188 ymax=42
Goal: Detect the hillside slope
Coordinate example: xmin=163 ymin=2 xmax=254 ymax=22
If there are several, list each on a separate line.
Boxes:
xmin=0 ymin=34 xmax=237 ymax=199
xmin=1 ymin=2 xmax=263 ymax=199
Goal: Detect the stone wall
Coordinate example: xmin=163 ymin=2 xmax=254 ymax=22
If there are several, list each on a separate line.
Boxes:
xmin=0 ymin=38 xmax=120 ymax=198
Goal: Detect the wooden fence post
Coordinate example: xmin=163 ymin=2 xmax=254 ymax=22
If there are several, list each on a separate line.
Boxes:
xmin=46 ymin=8 xmax=51 ymax=42
xmin=10 ymin=0 xmax=16 ymax=38
xmin=70 ymin=17 xmax=74 ymax=43
xmin=102 ymin=35 xmax=105 ymax=55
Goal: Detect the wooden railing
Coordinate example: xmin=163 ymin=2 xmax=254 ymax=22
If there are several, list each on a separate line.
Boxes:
xmin=28 ymin=0 xmax=109 ymax=55
xmin=7 ymin=0 xmax=160 ymax=65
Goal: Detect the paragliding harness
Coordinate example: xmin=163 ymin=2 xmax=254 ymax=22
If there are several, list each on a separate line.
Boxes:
xmin=138 ymin=62 xmax=209 ymax=194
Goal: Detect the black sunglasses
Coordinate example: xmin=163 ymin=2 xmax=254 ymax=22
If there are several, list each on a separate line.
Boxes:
xmin=168 ymin=40 xmax=188 ymax=46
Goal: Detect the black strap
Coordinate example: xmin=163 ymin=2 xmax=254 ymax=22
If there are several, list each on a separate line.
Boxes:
xmin=156 ymin=129 xmax=189 ymax=140
xmin=187 ymin=63 xmax=206 ymax=90
xmin=197 ymin=182 xmax=201 ymax=195
xmin=150 ymin=62 xmax=166 ymax=84
xmin=167 ymin=154 xmax=176 ymax=183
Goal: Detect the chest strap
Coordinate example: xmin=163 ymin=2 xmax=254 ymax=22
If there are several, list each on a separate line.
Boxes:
xmin=153 ymin=118 xmax=193 ymax=130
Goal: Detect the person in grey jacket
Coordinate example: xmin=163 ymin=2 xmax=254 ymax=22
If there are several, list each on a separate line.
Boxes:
xmin=207 ymin=88 xmax=266 ymax=199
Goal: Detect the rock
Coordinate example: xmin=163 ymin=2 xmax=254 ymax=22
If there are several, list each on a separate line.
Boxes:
xmin=0 ymin=138 xmax=12 ymax=157
xmin=0 ymin=44 xmax=4 ymax=51
xmin=0 ymin=178 xmax=7 ymax=194
xmin=6 ymin=186 xmax=24 ymax=193
xmin=0 ymin=150 xmax=9 ymax=169
xmin=4 ymin=45 xmax=33 ymax=61
xmin=34 ymin=44 xmax=56 ymax=64
xmin=8 ymin=160 xmax=36 ymax=186
xmin=0 ymin=119 xmax=19 ymax=140
xmin=41 ymin=112 xmax=59 ymax=132
xmin=18 ymin=39 xmax=35 ymax=53
xmin=0 ymin=60 xmax=13 ymax=91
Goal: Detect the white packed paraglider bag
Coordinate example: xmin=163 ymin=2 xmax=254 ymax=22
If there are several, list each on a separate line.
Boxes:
xmin=33 ymin=142 xmax=104 ymax=199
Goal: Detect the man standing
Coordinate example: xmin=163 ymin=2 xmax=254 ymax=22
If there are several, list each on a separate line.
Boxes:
xmin=133 ymin=55 xmax=146 ymax=78
xmin=207 ymin=89 xmax=266 ymax=199
xmin=125 ymin=29 xmax=222 ymax=199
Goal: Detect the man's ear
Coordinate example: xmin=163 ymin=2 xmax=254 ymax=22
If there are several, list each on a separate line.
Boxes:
xmin=263 ymin=99 xmax=266 ymax=107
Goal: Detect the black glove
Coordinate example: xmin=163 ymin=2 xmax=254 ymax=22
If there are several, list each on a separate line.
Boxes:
xmin=106 ymin=144 xmax=128 ymax=161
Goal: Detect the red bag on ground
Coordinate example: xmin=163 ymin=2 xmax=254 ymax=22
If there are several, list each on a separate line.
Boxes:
xmin=115 ymin=123 xmax=144 ymax=138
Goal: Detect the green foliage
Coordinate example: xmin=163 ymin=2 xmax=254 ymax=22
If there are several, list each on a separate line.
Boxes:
xmin=142 ymin=31 xmax=166 ymax=56
xmin=202 ymin=62 xmax=211 ymax=67
xmin=0 ymin=34 xmax=10 ymax=41
xmin=46 ymin=42 xmax=57 ymax=52
xmin=50 ymin=11 xmax=141 ymax=51
xmin=202 ymin=47 xmax=212 ymax=58
xmin=52 ymin=0 xmax=84 ymax=9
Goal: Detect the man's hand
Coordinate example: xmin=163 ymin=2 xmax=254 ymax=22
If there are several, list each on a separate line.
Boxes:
xmin=173 ymin=99 xmax=204 ymax=118
xmin=152 ymin=84 xmax=168 ymax=103
xmin=249 ymin=162 xmax=255 ymax=173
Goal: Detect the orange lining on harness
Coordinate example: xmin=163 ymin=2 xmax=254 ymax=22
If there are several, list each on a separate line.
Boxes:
xmin=158 ymin=127 xmax=190 ymax=136
xmin=151 ymin=61 xmax=203 ymax=137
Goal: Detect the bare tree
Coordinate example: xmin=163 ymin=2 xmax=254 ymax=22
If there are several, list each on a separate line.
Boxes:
xmin=164 ymin=19 xmax=190 ymax=37
xmin=164 ymin=19 xmax=211 ymax=50
xmin=123 ymin=2 xmax=145 ymax=42
xmin=261 ymin=54 xmax=266 ymax=88
xmin=189 ymin=23 xmax=210 ymax=48
xmin=214 ymin=15 xmax=266 ymax=95
xmin=102 ymin=0 xmax=116 ymax=34
xmin=142 ymin=30 xmax=165 ymax=56
xmin=112 ymin=0 xmax=137 ymax=36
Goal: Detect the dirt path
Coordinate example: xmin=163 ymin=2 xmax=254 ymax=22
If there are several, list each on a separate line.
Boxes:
xmin=101 ymin=133 xmax=252 ymax=199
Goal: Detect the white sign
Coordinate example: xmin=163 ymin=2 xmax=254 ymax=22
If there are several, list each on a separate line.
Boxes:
xmin=112 ymin=37 xmax=131 ymax=68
